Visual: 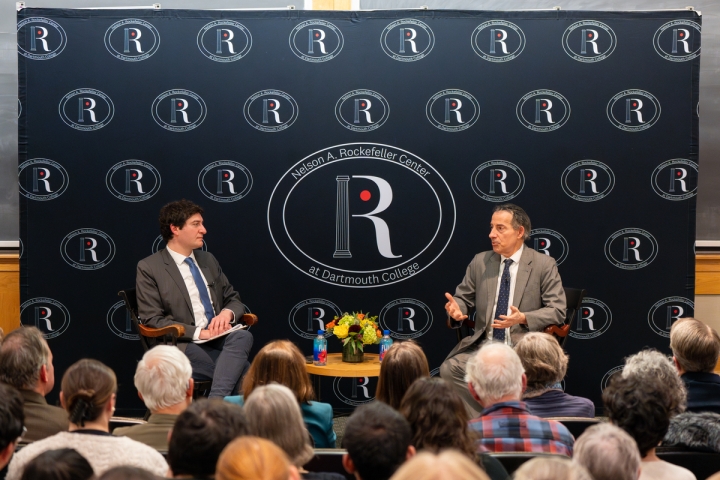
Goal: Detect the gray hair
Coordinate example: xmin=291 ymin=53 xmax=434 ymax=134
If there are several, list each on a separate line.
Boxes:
xmin=493 ymin=204 xmax=531 ymax=240
xmin=574 ymin=423 xmax=640 ymax=480
xmin=134 ymin=345 xmax=192 ymax=412
xmin=465 ymin=342 xmax=524 ymax=405
xmin=244 ymin=384 xmax=314 ymax=467
xmin=515 ymin=457 xmax=593 ymax=480
xmin=0 ymin=327 xmax=50 ymax=389
xmin=622 ymin=349 xmax=687 ymax=416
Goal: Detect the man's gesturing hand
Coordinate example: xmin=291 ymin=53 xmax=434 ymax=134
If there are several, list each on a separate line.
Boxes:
xmin=198 ymin=310 xmax=234 ymax=339
xmin=492 ymin=306 xmax=527 ymax=329
xmin=444 ymin=293 xmax=468 ymax=321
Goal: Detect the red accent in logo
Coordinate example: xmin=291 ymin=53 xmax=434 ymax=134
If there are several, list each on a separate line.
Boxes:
xmin=132 ymin=173 xmax=137 ymax=177
xmin=497 ymin=33 xmax=501 ymax=38
xmin=679 ymin=32 xmax=685 ymax=37
xmin=451 ymin=102 xmax=457 ymax=107
xmin=542 ymin=102 xmax=547 ymax=107
xmin=131 ymin=31 xmax=136 ymax=37
xmin=177 ymin=102 xmax=182 ymax=107
xmin=677 ymin=171 xmax=682 ymax=176
xmin=630 ymin=241 xmax=635 ymax=246
xmin=540 ymin=241 xmax=546 ymax=246
xmin=224 ymin=33 xmax=228 ymax=37
xmin=583 ymin=309 xmax=589 ymax=315
xmin=632 ymin=102 xmax=638 ymax=107
xmin=315 ymin=32 xmax=320 ymax=38
xmin=85 ymin=101 xmax=90 ymax=106
xmin=86 ymin=241 xmax=91 ymax=246
xmin=673 ymin=309 xmax=679 ymax=314
xmin=588 ymin=33 xmax=592 ymax=38
xmin=406 ymin=32 xmax=411 ymax=37
xmin=360 ymin=190 xmax=371 ymax=202
xmin=224 ymin=173 xmax=229 ymax=178
xmin=586 ymin=173 xmax=591 ymax=177
xmin=496 ymin=173 xmax=501 ymax=178
xmin=41 ymin=310 xmax=46 ymax=315
xmin=39 ymin=171 xmax=45 ymax=176
xmin=269 ymin=102 xmax=275 ymax=108
xmin=361 ymin=102 xmax=366 ymax=107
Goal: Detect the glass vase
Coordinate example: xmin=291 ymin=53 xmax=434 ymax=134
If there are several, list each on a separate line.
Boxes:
xmin=342 ymin=340 xmax=364 ymax=363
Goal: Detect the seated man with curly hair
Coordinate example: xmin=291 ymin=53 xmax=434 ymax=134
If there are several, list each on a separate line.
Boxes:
xmin=603 ymin=366 xmax=695 ymax=480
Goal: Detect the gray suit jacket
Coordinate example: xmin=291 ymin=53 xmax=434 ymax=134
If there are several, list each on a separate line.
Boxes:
xmin=447 ymin=246 xmax=566 ymax=359
xmin=136 ymin=249 xmax=244 ymax=343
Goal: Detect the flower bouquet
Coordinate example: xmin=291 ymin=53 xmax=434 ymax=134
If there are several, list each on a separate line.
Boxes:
xmin=325 ymin=312 xmax=381 ymax=363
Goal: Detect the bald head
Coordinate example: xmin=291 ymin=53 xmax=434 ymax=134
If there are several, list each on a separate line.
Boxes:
xmin=465 ymin=342 xmax=526 ymax=406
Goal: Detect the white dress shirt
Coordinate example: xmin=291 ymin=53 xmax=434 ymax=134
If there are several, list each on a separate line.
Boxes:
xmin=166 ymin=246 xmax=214 ymax=340
xmin=490 ymin=244 xmax=524 ymax=345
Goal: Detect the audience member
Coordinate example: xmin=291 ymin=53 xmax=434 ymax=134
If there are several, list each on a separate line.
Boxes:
xmin=19 ymin=448 xmax=94 ymax=480
xmin=573 ymin=423 xmax=641 ymax=480
xmin=603 ymin=373 xmax=695 ymax=480
xmin=216 ymin=436 xmax=300 ymax=480
xmin=0 ymin=383 xmax=24 ymax=472
xmin=465 ymin=342 xmax=573 ymax=455
xmin=98 ymin=466 xmax=158 ymax=480
xmin=388 ymin=450 xmax=489 ymax=480
xmin=514 ymin=332 xmax=594 ymax=418
xmin=0 ymin=327 xmax=69 ymax=441
xmin=113 ymin=346 xmax=193 ymax=450
xmin=670 ymin=317 xmax=720 ymax=413
xmin=342 ymin=402 xmax=415 ymax=480
xmin=375 ymin=341 xmax=430 ymax=410
xmin=245 ymin=384 xmax=344 ymax=480
xmin=513 ymin=456 xmax=593 ymax=480
xmin=167 ymin=398 xmax=248 ymax=479
xmin=227 ymin=340 xmax=336 ymax=447
xmin=622 ymin=349 xmax=686 ymax=416
xmin=398 ymin=377 xmax=508 ymax=480
xmin=6 ymin=359 xmax=168 ymax=480
xmin=663 ymin=411 xmax=720 ymax=452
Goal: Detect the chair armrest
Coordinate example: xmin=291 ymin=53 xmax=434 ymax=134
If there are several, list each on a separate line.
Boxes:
xmin=138 ymin=324 xmax=185 ymax=338
xmin=544 ymin=324 xmax=570 ymax=337
xmin=242 ymin=313 xmax=258 ymax=326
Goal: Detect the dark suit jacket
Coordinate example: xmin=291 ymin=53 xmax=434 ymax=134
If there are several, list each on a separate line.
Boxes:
xmin=112 ymin=413 xmax=177 ymax=451
xmin=20 ymin=390 xmax=69 ymax=442
xmin=682 ymin=372 xmax=720 ymax=414
xmin=447 ymin=246 xmax=566 ymax=358
xmin=136 ymin=249 xmax=244 ymax=343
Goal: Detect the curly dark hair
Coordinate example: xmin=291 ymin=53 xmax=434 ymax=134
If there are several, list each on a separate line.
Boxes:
xmin=602 ymin=373 xmax=671 ymax=456
xmin=399 ymin=377 xmax=477 ymax=459
xmin=159 ymin=199 xmax=204 ymax=242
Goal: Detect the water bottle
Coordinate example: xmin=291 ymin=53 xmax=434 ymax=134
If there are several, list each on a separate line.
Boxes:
xmin=313 ymin=330 xmax=327 ymax=366
xmin=379 ymin=330 xmax=393 ymax=362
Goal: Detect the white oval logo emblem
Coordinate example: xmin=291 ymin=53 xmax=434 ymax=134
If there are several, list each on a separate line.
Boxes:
xmin=59 ymin=89 xmax=114 ymax=131
xmin=335 ymin=90 xmax=390 ymax=132
xmin=18 ymin=158 xmax=69 ymax=201
xmin=561 ymin=160 xmax=615 ymax=202
xmin=426 ymin=89 xmax=480 ymax=132
xmin=380 ymin=18 xmax=435 ymax=62
xmin=651 ymin=159 xmax=698 ymax=201
xmin=21 ymin=297 xmax=71 ymax=339
xmin=289 ymin=20 xmax=344 ymax=63
xmin=517 ymin=90 xmax=570 ymax=132
xmin=378 ymin=298 xmax=433 ymax=340
xmin=104 ymin=19 xmax=160 ymax=62
xmin=244 ymin=89 xmax=299 ymax=133
xmin=647 ymin=297 xmax=694 ymax=338
xmin=471 ymin=20 xmax=525 ymax=62
xmin=562 ymin=20 xmax=617 ymax=63
xmin=607 ymin=90 xmax=660 ymax=132
xmin=197 ymin=20 xmax=252 ymax=62
xmin=17 ymin=17 xmax=67 ymax=60
xmin=528 ymin=228 xmax=569 ymax=265
xmin=61 ymin=228 xmax=116 ymax=270
xmin=198 ymin=161 xmax=253 ymax=203
xmin=653 ymin=20 xmax=701 ymax=62
xmin=106 ymin=160 xmax=161 ymax=202
xmin=569 ymin=297 xmax=613 ymax=340
xmin=604 ymin=228 xmax=659 ymax=270
xmin=471 ymin=160 xmax=525 ymax=202
xmin=107 ymin=301 xmax=140 ymax=340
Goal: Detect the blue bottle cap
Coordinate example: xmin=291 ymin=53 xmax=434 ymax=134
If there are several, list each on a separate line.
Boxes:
xmin=318 ymin=330 xmax=325 ymax=335
xmin=383 ymin=330 xmax=390 ymax=335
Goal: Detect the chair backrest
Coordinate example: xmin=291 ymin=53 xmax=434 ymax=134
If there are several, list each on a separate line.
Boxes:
xmin=488 ymin=452 xmax=570 ymax=475
xmin=304 ymin=449 xmax=353 ymax=480
xmin=563 ymin=287 xmax=587 ymax=327
xmin=118 ymin=288 xmax=152 ymax=351
xmin=656 ymin=446 xmax=720 ymax=480
xmin=548 ymin=417 xmax=601 ymax=439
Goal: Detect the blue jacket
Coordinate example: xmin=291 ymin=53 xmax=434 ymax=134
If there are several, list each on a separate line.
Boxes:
xmin=224 ymin=395 xmax=336 ymax=448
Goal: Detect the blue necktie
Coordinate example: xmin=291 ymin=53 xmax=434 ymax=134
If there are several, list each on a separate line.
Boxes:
xmin=493 ymin=259 xmax=513 ymax=342
xmin=184 ymin=257 xmax=215 ymax=326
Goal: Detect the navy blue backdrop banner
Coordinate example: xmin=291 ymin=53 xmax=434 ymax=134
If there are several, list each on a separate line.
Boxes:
xmin=18 ymin=8 xmax=699 ymax=415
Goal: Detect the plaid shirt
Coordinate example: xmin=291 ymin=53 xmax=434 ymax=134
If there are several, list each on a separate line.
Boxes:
xmin=468 ymin=401 xmax=574 ymax=456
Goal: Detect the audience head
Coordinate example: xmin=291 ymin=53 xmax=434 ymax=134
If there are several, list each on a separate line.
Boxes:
xmin=514 ymin=332 xmax=567 ymax=395
xmin=573 ymin=423 xmax=641 ymax=480
xmin=216 ymin=436 xmax=300 ymax=480
xmin=242 ymin=340 xmax=314 ymax=404
xmin=375 ymin=341 xmax=430 ymax=410
xmin=603 ymin=373 xmax=672 ymax=457
xmin=0 ymin=326 xmax=54 ymax=394
xmin=168 ymin=399 xmax=248 ymax=478
xmin=465 ymin=341 xmax=525 ymax=407
xmin=244 ymin=384 xmax=313 ymax=467
xmin=159 ymin=199 xmax=204 ymax=243
xmin=0 ymin=383 xmax=24 ymax=469
xmin=621 ymin=349 xmax=686 ymax=416
xmin=670 ymin=317 xmax=720 ymax=374
xmin=60 ymin=359 xmax=116 ymax=428
xmin=398 ymin=377 xmax=476 ymax=458
xmin=20 ymin=448 xmax=94 ymax=480
xmin=134 ymin=346 xmax=193 ymax=413
xmin=342 ymin=401 xmax=415 ymax=480
xmin=388 ymin=450 xmax=489 ymax=480
xmin=98 ymin=467 xmax=158 ymax=480
xmin=514 ymin=456 xmax=593 ymax=480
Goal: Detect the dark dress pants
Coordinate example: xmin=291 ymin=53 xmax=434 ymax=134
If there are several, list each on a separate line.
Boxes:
xmin=184 ymin=329 xmax=253 ymax=398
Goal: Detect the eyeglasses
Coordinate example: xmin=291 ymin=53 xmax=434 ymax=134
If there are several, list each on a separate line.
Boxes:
xmin=15 ymin=426 xmax=27 ymax=444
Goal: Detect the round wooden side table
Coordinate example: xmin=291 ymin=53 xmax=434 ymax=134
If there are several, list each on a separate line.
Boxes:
xmin=305 ymin=353 xmax=380 ymax=401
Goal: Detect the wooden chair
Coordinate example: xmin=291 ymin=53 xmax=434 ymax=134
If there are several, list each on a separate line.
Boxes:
xmin=304 ymin=449 xmax=353 ymax=480
xmin=488 ymin=452 xmax=570 ymax=475
xmin=118 ymin=288 xmax=258 ymax=399
xmin=547 ymin=417 xmax=601 ymax=439
xmin=447 ymin=287 xmax=586 ymax=348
